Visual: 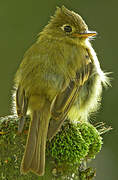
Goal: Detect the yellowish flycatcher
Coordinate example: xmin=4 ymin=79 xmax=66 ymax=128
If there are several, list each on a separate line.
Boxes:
xmin=13 ymin=6 xmax=109 ymax=176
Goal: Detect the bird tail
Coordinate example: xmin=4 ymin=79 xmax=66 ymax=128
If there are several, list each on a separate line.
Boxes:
xmin=21 ymin=106 xmax=50 ymax=176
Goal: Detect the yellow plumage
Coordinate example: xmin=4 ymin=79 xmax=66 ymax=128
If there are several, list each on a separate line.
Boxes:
xmin=13 ymin=6 xmax=109 ymax=176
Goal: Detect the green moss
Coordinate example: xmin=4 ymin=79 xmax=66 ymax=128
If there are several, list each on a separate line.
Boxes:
xmin=47 ymin=121 xmax=102 ymax=174
xmin=79 ymin=167 xmax=96 ymax=180
xmin=0 ymin=116 xmax=103 ymax=179
xmin=0 ymin=116 xmax=38 ymax=180
xmin=78 ymin=122 xmax=103 ymax=158
xmin=47 ymin=122 xmax=89 ymax=164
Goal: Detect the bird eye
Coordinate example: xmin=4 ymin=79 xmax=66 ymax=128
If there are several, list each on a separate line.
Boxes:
xmin=62 ymin=25 xmax=72 ymax=33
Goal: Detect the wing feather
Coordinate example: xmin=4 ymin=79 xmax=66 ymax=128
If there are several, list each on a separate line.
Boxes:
xmin=48 ymin=62 xmax=92 ymax=140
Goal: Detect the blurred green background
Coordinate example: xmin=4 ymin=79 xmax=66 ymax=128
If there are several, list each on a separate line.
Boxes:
xmin=0 ymin=0 xmax=117 ymax=179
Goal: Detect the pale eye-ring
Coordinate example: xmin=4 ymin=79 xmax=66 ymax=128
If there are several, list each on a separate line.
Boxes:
xmin=61 ymin=24 xmax=73 ymax=33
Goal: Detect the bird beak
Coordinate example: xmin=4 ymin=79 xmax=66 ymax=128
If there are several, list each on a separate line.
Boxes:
xmin=73 ymin=31 xmax=97 ymax=38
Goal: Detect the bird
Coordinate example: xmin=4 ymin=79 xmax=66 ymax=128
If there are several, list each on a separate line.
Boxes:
xmin=13 ymin=6 xmax=109 ymax=176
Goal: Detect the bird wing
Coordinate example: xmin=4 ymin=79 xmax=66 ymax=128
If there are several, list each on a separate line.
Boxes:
xmin=48 ymin=62 xmax=92 ymax=140
xmin=16 ymin=85 xmax=28 ymax=133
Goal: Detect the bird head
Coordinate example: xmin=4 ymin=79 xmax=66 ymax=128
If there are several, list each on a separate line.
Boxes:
xmin=40 ymin=6 xmax=96 ymax=41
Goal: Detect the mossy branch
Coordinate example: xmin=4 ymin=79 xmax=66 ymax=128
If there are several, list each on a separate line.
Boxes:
xmin=0 ymin=115 xmax=110 ymax=180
